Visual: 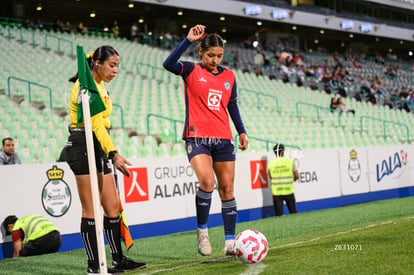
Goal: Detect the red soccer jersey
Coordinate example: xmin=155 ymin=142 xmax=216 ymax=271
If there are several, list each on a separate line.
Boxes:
xmin=183 ymin=63 xmax=236 ymax=139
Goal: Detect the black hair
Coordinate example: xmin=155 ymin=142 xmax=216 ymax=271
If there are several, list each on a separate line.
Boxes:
xmin=199 ymin=33 xmax=225 ymax=52
xmin=2 ymin=137 xmax=13 ymax=146
xmin=2 ymin=215 xmax=18 ymax=235
xmin=273 ymin=143 xmax=285 ymax=156
xmin=68 ymin=45 xmax=119 ymax=82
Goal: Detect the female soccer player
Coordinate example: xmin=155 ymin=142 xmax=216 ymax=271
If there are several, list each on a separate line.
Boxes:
xmin=163 ymin=24 xmax=249 ymax=256
xmin=62 ymin=45 xmax=147 ymax=273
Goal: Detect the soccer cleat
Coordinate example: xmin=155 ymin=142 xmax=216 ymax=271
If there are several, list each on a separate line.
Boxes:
xmin=112 ymin=256 xmax=148 ymax=271
xmin=87 ymin=267 xmax=124 ymax=274
xmin=197 ymin=229 xmax=212 ymax=256
xmin=224 ymin=240 xmax=235 ymax=256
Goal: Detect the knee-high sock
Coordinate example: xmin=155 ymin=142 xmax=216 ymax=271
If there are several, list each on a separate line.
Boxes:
xmin=104 ymin=216 xmax=123 ymax=262
xmin=81 ymin=218 xmax=99 ymax=269
xmin=196 ymin=188 xmax=212 ymax=229
xmin=222 ymin=198 xmax=237 ymax=241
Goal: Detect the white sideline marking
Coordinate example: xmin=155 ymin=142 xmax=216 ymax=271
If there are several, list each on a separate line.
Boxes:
xmin=272 ymin=216 xmax=414 ymax=251
xmin=144 ymin=216 xmax=414 ymax=274
xmin=240 ymin=263 xmax=266 ymax=275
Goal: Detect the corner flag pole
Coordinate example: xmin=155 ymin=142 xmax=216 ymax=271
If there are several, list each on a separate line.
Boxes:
xmin=81 ymin=91 xmax=108 ymax=274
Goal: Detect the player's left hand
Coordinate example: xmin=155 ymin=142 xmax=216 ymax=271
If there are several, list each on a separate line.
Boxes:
xmin=238 ymin=133 xmax=249 ymax=151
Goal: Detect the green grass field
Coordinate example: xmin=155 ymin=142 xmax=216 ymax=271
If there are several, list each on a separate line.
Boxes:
xmin=1 ymin=196 xmax=413 ymax=274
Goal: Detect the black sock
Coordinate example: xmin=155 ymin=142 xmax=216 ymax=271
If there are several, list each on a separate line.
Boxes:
xmin=196 ymin=188 xmax=212 ymax=228
xmin=104 ymin=216 xmax=123 ymax=262
xmin=81 ymin=218 xmax=99 ymax=269
xmin=222 ymin=198 xmax=237 ymax=240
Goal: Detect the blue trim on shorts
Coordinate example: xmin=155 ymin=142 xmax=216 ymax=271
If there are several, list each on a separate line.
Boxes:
xmin=185 ymin=138 xmax=236 ymax=162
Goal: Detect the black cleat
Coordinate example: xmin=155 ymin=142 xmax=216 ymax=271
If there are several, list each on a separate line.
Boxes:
xmin=112 ymin=257 xmax=148 ymax=271
xmin=87 ymin=266 xmax=124 ymax=274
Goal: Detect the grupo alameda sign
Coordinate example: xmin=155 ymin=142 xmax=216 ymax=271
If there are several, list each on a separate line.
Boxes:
xmin=123 ymin=163 xmax=218 ymax=204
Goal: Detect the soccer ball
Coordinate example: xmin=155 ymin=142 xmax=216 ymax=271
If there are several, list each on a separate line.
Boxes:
xmin=234 ymin=229 xmax=268 ymax=264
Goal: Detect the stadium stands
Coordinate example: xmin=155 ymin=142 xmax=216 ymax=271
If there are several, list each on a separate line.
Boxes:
xmin=1 ymin=24 xmax=413 ymax=164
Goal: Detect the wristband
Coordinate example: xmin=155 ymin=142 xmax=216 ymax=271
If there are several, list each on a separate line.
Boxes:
xmin=108 ymin=150 xmax=118 ymax=159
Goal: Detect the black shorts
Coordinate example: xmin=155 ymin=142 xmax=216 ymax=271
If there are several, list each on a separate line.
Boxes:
xmin=58 ymin=130 xmax=105 ymax=175
xmin=185 ymin=138 xmax=236 ymax=162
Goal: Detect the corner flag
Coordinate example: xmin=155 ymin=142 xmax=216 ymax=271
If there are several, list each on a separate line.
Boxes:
xmin=76 ymin=45 xmax=106 ymax=125
xmin=76 ymin=45 xmax=108 ymax=273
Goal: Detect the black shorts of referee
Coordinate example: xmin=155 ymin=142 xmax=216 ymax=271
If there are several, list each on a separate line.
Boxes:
xmin=58 ymin=128 xmax=113 ymax=175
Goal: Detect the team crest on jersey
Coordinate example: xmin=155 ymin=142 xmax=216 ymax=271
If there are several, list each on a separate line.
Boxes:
xmin=187 ymin=143 xmax=192 ymax=154
xmin=224 ymin=81 xmax=231 ymax=90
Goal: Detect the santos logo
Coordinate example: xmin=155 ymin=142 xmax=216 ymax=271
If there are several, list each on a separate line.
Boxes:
xmin=250 ymin=160 xmax=268 ymax=189
xmin=123 ymin=167 xmax=149 ymax=203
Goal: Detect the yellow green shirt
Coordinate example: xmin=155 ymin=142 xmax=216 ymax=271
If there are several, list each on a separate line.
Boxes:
xmin=69 ymin=80 xmax=116 ymax=154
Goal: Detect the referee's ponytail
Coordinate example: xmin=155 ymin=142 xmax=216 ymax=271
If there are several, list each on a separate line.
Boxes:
xmin=68 ymin=45 xmax=119 ymax=82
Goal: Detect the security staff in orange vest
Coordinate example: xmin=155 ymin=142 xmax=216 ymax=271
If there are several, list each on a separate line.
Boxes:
xmin=268 ymin=143 xmax=299 ymax=216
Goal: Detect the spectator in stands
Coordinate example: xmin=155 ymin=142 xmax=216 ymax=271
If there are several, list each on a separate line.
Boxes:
xmin=398 ymin=86 xmax=411 ymax=112
xmin=231 ymin=49 xmax=240 ymax=70
xmin=2 ymin=214 xmax=61 ymax=258
xmin=130 ymin=22 xmax=139 ymax=42
xmin=0 ymin=137 xmax=21 ymax=165
xmin=336 ymin=97 xmax=355 ymax=115
xmin=163 ymin=31 xmax=173 ymax=49
xmin=60 ymin=45 xmax=147 ymax=273
xmin=23 ymin=18 xmax=34 ymax=29
xmin=111 ymin=20 xmax=120 ymax=37
xmin=407 ymin=90 xmax=414 ymax=112
xmin=253 ymin=50 xmax=265 ymax=76
xmin=330 ymin=97 xmax=339 ymax=112
xmin=279 ymin=52 xmax=293 ymax=83
xmin=62 ymin=21 xmax=73 ymax=33
xmin=76 ymin=21 xmax=87 ymax=35
xmin=163 ymin=24 xmax=249 ymax=257
xmin=321 ymin=61 xmax=333 ymax=94
xmin=53 ymin=19 xmax=63 ymax=32
xmin=33 ymin=19 xmax=44 ymax=30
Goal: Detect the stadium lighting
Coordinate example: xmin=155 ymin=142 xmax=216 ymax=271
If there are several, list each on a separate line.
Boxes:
xmin=409 ymin=51 xmax=413 ymax=56
xmin=138 ymin=17 xmax=144 ymax=23
xmin=177 ymin=9 xmax=183 ymax=16
xmin=128 ymin=2 xmax=134 ymax=8
xmin=221 ymin=28 xmax=227 ymax=33
xmin=257 ymin=21 xmax=262 ymax=26
xmin=252 ymin=40 xmax=259 ymax=48
xmin=320 ymin=29 xmax=325 ymax=34
xmin=292 ymin=25 xmax=297 ymax=30
xmin=89 ymin=10 xmax=96 ymax=18
xmin=220 ymin=16 xmax=226 ymax=21
xmin=36 ymin=3 xmax=42 ymax=11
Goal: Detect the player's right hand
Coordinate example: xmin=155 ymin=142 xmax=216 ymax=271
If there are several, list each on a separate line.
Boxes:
xmin=187 ymin=24 xmax=206 ymax=43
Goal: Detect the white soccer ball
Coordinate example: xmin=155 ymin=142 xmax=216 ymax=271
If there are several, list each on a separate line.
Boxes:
xmin=234 ymin=229 xmax=268 ymax=264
